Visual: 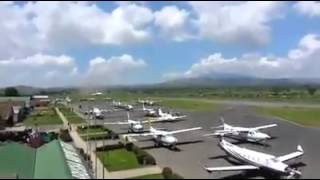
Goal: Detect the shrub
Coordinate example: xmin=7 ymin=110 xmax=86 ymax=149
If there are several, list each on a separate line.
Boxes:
xmin=162 ymin=167 xmax=173 ymax=179
xmin=144 ymin=154 xmax=156 ymax=165
xmin=59 ymin=129 xmax=73 ymax=142
xmin=125 ymin=143 xmax=133 ymax=151
xmin=162 ymin=167 xmax=183 ymax=179
xmin=132 ymin=145 xmax=140 ymax=154
xmin=136 ymin=153 xmax=146 ymax=165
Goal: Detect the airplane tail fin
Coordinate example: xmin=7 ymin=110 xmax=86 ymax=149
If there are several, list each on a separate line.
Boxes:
xmin=297 ymin=145 xmax=304 ymax=153
xmin=148 ymin=118 xmax=152 ymax=129
xmin=220 ymin=117 xmax=226 ymax=129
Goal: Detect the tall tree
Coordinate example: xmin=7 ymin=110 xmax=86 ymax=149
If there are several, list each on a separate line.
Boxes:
xmin=306 ymin=86 xmax=317 ymax=96
xmin=4 ymin=87 xmax=19 ymax=96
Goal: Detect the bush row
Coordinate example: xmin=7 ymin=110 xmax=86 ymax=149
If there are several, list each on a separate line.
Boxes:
xmin=162 ymin=167 xmax=184 ymax=179
xmin=96 ymin=142 xmax=156 ymax=166
xmin=77 ymin=125 xmax=119 ymax=140
xmin=59 ymin=129 xmax=73 ymax=142
xmin=125 ymin=143 xmax=156 ymax=166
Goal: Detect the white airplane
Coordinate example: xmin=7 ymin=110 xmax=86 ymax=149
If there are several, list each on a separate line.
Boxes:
xmin=65 ymin=96 xmax=71 ymax=103
xmin=112 ymin=100 xmax=133 ymax=111
xmin=203 ymin=138 xmax=304 ymax=179
xmin=205 ymin=118 xmax=277 ymax=143
xmin=104 ymin=112 xmax=144 ymax=133
xmin=142 ymin=104 xmax=157 ymax=117
xmin=91 ymin=91 xmax=103 ymax=96
xmin=85 ymin=107 xmax=107 ymax=119
xmin=104 ymin=112 xmax=183 ymax=132
xmin=151 ymin=108 xmax=186 ymax=122
xmin=92 ymin=107 xmax=104 ymax=119
xmin=138 ymin=99 xmax=160 ymax=106
xmin=127 ymin=124 xmax=202 ymax=149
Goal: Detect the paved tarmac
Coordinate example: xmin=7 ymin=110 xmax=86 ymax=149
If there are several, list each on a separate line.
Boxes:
xmin=72 ymin=100 xmax=320 ymax=179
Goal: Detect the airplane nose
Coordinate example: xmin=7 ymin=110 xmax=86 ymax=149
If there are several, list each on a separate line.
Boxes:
xmin=168 ymin=136 xmax=178 ymax=144
xmin=263 ymin=134 xmax=271 ymax=139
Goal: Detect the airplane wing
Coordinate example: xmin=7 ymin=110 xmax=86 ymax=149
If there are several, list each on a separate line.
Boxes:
xmin=252 ymin=124 xmax=278 ymax=131
xmin=277 ymin=145 xmax=304 ymax=162
xmin=143 ymin=117 xmax=180 ymax=123
xmin=203 ymin=130 xmax=236 ymax=137
xmin=173 ymin=115 xmax=187 ymax=119
xmin=125 ymin=132 xmax=155 ymax=137
xmin=204 ymin=165 xmax=259 ymax=172
xmin=232 ymin=124 xmax=277 ymax=132
xmin=167 ymin=127 xmax=202 ymax=135
xmin=104 ymin=121 xmax=129 ymax=125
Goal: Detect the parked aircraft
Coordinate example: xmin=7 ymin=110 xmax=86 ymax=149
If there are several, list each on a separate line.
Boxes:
xmin=127 ymin=121 xmax=202 ymax=149
xmin=104 ymin=112 xmax=144 ymax=133
xmin=205 ymin=118 xmax=277 ymax=143
xmin=149 ymin=108 xmax=186 ymax=122
xmin=203 ymin=138 xmax=304 ymax=179
xmin=142 ymin=104 xmax=157 ymax=117
xmin=137 ymin=98 xmax=160 ymax=106
xmin=112 ymin=100 xmax=133 ymax=111
xmin=91 ymin=91 xmax=103 ymax=96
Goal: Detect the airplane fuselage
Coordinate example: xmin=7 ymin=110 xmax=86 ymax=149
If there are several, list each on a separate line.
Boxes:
xmin=128 ymin=122 xmax=144 ymax=133
xmin=219 ymin=124 xmax=272 ymax=142
xmin=150 ymin=129 xmax=178 ymax=147
xmin=220 ymin=140 xmax=290 ymax=174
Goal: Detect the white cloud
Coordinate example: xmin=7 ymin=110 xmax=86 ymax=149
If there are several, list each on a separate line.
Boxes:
xmin=0 ymin=1 xmax=154 ymax=59
xmin=0 ymin=54 xmax=79 ymax=87
xmin=84 ymin=54 xmax=147 ymax=86
xmin=0 ymin=53 xmax=147 ymax=87
xmin=188 ymin=1 xmax=285 ymax=46
xmin=164 ymin=34 xmax=320 ymax=80
xmin=294 ymin=1 xmax=320 ymax=17
xmin=154 ymin=6 xmax=193 ymax=42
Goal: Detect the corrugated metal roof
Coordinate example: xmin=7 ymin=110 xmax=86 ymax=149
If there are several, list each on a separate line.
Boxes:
xmin=0 ymin=140 xmax=90 ymax=179
xmin=34 ymin=140 xmax=73 ymax=179
xmin=0 ymin=143 xmax=36 ymax=179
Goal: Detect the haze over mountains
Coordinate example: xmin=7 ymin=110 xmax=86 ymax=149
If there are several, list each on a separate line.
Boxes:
xmin=2 ymin=75 xmax=320 ymax=95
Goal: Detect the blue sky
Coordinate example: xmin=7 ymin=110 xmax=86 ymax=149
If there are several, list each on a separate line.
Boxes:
xmin=1 ymin=1 xmax=320 ymax=87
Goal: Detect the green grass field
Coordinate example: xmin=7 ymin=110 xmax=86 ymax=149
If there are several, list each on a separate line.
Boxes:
xmin=256 ymin=106 xmax=320 ymax=127
xmin=97 ymin=148 xmax=141 ymax=171
xmin=77 ymin=126 xmax=109 ymax=140
xmin=154 ymin=98 xmax=218 ymax=112
xmin=24 ymin=107 xmax=63 ymax=126
xmin=128 ymin=174 xmax=164 ymax=179
xmin=58 ymin=106 xmax=85 ymax=124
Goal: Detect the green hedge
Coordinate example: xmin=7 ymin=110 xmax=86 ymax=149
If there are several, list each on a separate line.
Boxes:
xmin=162 ymin=167 xmax=184 ymax=179
xmin=97 ymin=142 xmax=156 ymax=166
xmin=59 ymin=129 xmax=73 ymax=142
xmin=77 ymin=125 xmax=119 ymax=140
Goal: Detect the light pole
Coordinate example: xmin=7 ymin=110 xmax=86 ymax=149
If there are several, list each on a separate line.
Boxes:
xmin=95 ymin=115 xmax=98 ymax=179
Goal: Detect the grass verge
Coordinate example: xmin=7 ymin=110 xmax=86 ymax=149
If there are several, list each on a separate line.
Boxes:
xmin=256 ymin=106 xmax=320 ymax=128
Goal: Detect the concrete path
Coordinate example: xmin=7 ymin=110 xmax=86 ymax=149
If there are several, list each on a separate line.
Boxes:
xmin=56 ymin=107 xmax=162 ymax=179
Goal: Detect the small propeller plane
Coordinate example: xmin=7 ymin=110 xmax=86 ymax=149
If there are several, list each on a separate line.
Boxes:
xmin=204 ymin=117 xmax=277 ymax=143
xmin=104 ymin=112 xmax=183 ymax=133
xmin=142 ymin=104 xmax=157 ymax=117
xmin=149 ymin=108 xmax=186 ymax=122
xmin=138 ymin=98 xmax=160 ymax=106
xmin=203 ymin=138 xmax=304 ymax=179
xmin=126 ymin=120 xmax=202 ymax=149
xmin=91 ymin=107 xmax=104 ymax=119
xmin=112 ymin=100 xmax=133 ymax=111
xmin=104 ymin=112 xmax=145 ymax=133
